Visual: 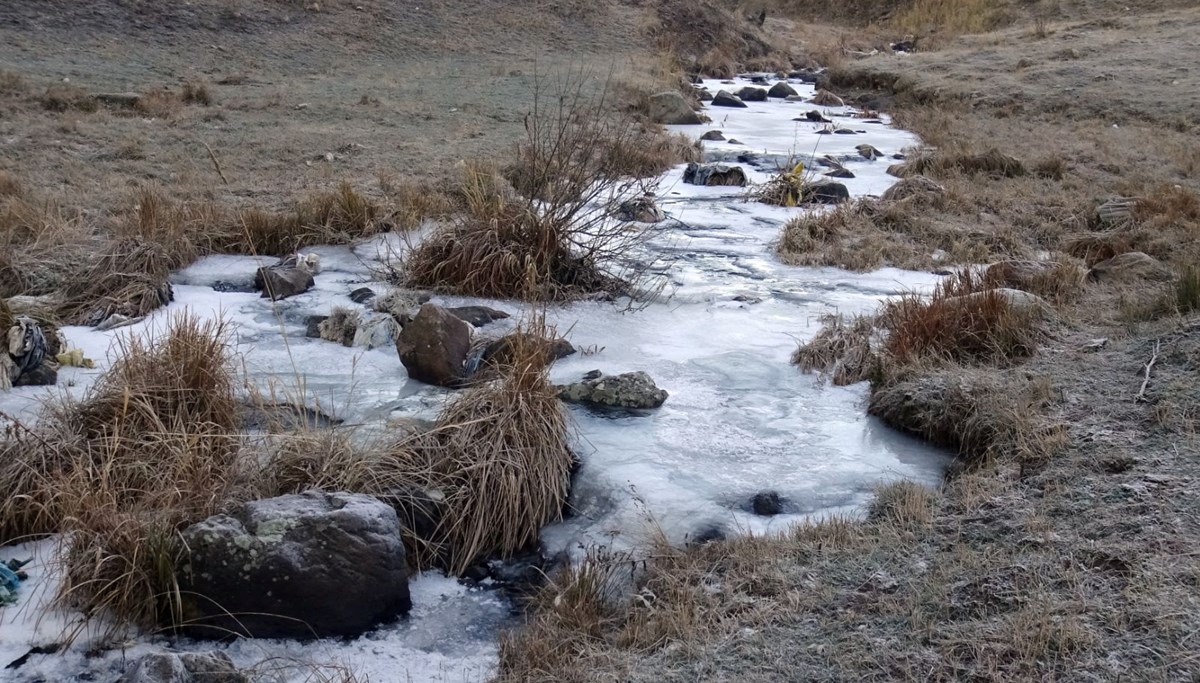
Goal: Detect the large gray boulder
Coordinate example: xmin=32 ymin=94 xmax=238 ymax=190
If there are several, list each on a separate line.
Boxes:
xmin=397 ymin=303 xmax=474 ymax=387
xmin=558 ymin=371 xmax=668 ymax=410
xmin=645 ymin=91 xmax=703 ymax=125
xmin=119 ymin=651 xmax=247 ymax=683
xmin=179 ymin=491 xmax=410 ymax=639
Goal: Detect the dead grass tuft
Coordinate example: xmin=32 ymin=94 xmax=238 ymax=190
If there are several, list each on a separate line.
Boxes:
xmin=181 ymin=81 xmax=213 ymax=106
xmin=868 ymin=480 xmax=934 ymax=526
xmin=0 ymin=315 xmax=244 ymax=630
xmin=134 ymin=89 xmax=182 ymax=118
xmin=0 ymin=70 xmax=26 ymax=96
xmin=417 ymin=320 xmax=574 ymax=573
xmin=882 ymin=269 xmax=1043 ymax=368
xmin=40 ymin=84 xmax=97 ymax=112
xmin=792 ymin=313 xmax=880 ymax=385
xmin=1176 ymin=265 xmax=1200 ymax=314
xmin=0 ymin=171 xmax=22 ymax=198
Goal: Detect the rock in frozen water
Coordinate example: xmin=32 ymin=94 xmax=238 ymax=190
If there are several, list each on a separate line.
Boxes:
xmin=179 ymin=491 xmax=410 ymax=639
xmin=767 ymin=82 xmax=798 ymax=98
xmin=751 ymin=491 xmax=784 ymax=516
xmin=446 ymin=305 xmax=511 ymax=328
xmin=254 ymin=263 xmax=314 ymax=301
xmin=397 ymin=303 xmax=473 ymax=387
xmin=612 ymin=196 xmax=665 ymax=223
xmin=558 ymin=371 xmax=668 ymax=410
xmin=711 ymin=90 xmax=747 ymax=108
xmin=683 ymin=162 xmax=747 ymax=187
xmin=735 ymin=86 xmax=767 ymax=102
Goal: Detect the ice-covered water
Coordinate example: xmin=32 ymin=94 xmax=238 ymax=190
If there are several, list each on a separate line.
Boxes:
xmin=0 ymin=77 xmax=951 ymax=681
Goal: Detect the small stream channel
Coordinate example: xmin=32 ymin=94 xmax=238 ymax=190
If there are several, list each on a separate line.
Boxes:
xmin=0 ymin=76 xmax=951 ymax=682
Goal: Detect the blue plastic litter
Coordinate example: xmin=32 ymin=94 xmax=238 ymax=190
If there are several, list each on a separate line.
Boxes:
xmin=0 ymin=562 xmax=20 ymax=605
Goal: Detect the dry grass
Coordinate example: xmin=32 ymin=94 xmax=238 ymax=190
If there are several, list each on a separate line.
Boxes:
xmin=414 ymin=321 xmax=573 ymax=573
xmin=881 ymin=270 xmax=1043 ymax=368
xmin=791 ymin=312 xmax=879 ymax=385
xmin=0 ymin=314 xmax=245 ymax=631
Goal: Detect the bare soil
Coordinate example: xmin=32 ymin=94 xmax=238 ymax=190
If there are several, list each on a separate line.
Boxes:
xmin=0 ymin=0 xmax=649 ymax=214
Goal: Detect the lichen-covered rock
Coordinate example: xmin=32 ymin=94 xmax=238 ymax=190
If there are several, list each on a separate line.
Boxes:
xmin=179 ymin=491 xmax=410 ymax=639
xmin=558 ymin=371 xmax=668 ymax=410
xmin=118 ymin=651 xmax=248 ymax=683
xmin=397 ymin=303 xmax=474 ymax=387
xmin=645 ymin=91 xmax=703 ymax=125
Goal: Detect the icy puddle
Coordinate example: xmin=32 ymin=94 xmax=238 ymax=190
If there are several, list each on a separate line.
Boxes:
xmin=0 ymin=77 xmax=952 ymax=681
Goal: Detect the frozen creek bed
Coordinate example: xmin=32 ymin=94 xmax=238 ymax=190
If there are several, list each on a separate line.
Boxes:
xmin=0 ymin=77 xmax=952 ymax=682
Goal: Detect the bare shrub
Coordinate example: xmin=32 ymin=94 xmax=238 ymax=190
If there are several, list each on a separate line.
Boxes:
xmin=405 ymin=74 xmax=656 ymax=300
xmin=59 ymin=238 xmax=176 ymax=325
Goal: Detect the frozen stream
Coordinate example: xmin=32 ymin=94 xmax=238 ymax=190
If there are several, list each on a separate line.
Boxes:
xmin=0 ymin=77 xmax=951 ymax=681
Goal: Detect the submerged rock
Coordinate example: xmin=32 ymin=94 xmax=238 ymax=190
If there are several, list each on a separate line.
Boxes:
xmin=645 ymin=91 xmax=703 ymax=125
xmin=558 ymin=371 xmax=668 ymax=410
xmin=179 ymin=491 xmax=410 ymax=639
xmin=1087 ymin=251 xmax=1173 ymax=284
xmin=118 ymin=651 xmax=248 ymax=683
xmin=397 ymin=303 xmax=474 ymax=387
xmin=349 ymin=286 xmax=377 ymax=304
xmin=683 ymin=163 xmax=748 ymax=187
xmin=446 ymin=305 xmax=511 ymax=328
xmin=303 ymin=315 xmax=327 ymax=339
xmin=711 ymin=90 xmax=747 ymax=108
xmin=751 ymin=491 xmax=784 ymax=516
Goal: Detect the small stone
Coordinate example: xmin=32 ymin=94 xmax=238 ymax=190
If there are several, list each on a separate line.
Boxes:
xmin=824 ymin=168 xmax=855 ymax=179
xmin=349 ymin=287 xmax=376 ymax=304
xmin=711 ymin=90 xmax=747 ymax=108
xmin=1083 ymin=338 xmax=1109 ymax=352
xmin=751 ymin=491 xmax=783 ymax=516
xmin=304 ymin=315 xmax=327 ymax=338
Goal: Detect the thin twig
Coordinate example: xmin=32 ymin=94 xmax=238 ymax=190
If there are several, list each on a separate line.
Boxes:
xmin=1135 ymin=339 xmax=1160 ymax=403
xmin=202 ymin=141 xmax=229 ymax=185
